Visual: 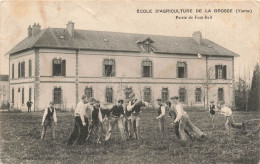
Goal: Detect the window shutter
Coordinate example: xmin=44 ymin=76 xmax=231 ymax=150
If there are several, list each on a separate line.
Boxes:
xmin=184 ymin=63 xmax=187 ymax=78
xmin=22 ymin=62 xmax=25 ymax=77
xmin=52 ymin=59 xmax=55 ymax=76
xmin=112 ymin=60 xmax=115 ymax=76
xmin=150 ymin=62 xmax=153 ymax=77
xmin=215 ymin=65 xmax=218 ymax=79
xmin=61 ymin=60 xmax=66 ymax=76
xmin=223 ymin=65 xmax=227 ymax=79
xmin=102 ymin=60 xmax=105 ymax=77
xmin=12 ymin=64 xmax=14 ymax=79
xmin=141 ymin=61 xmax=144 ymax=77
xmin=18 ymin=63 xmax=20 ymax=78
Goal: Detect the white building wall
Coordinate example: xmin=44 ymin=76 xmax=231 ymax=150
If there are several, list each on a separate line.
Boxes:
xmin=9 ymin=49 xmax=234 ymax=111
xmin=39 ymin=83 xmax=76 ymax=110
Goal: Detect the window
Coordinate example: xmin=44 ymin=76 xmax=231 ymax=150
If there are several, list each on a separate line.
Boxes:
xmin=21 ymin=62 xmax=25 ymax=78
xmin=179 ymin=88 xmax=186 ymax=103
xmin=162 ymin=88 xmax=169 ymax=102
xmin=143 ymin=88 xmax=151 ymax=103
xmin=105 ymin=87 xmax=113 ymax=103
xmin=85 ymin=87 xmax=93 ymax=99
xmin=3 ymin=85 xmax=5 ymax=92
xmin=12 ymin=88 xmax=14 ymax=103
xmin=18 ymin=63 xmax=20 ymax=78
xmin=3 ymin=94 xmax=6 ymax=101
xmin=215 ymin=64 xmax=227 ymax=79
xmin=52 ymin=58 xmax=66 ymax=76
xmin=12 ymin=64 xmax=14 ymax=79
xmin=143 ymin=41 xmax=151 ymax=53
xmin=195 ymin=88 xmax=202 ymax=102
xmin=53 ymin=88 xmax=62 ymax=104
xmin=124 ymin=87 xmax=133 ymax=99
xmin=22 ymin=88 xmax=24 ymax=104
xmin=218 ymin=88 xmax=224 ymax=102
xmin=29 ymin=60 xmax=32 ymax=77
xmin=177 ymin=62 xmax=187 ymax=78
xmin=103 ymin=59 xmax=115 ymax=77
xmin=142 ymin=60 xmax=152 ymax=77
xmin=29 ymin=88 xmax=32 ymax=101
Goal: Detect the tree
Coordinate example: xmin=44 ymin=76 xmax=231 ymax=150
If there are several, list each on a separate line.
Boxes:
xmin=235 ymin=78 xmax=249 ymax=111
xmin=248 ymin=63 xmax=260 ymax=111
xmin=202 ymin=66 xmax=215 ymax=110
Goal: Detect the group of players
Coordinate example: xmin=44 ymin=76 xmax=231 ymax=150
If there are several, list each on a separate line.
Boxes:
xmin=40 ymin=92 xmax=245 ymax=145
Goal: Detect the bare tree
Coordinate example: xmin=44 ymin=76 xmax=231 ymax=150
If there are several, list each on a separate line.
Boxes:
xmin=202 ymin=66 xmax=215 ymax=110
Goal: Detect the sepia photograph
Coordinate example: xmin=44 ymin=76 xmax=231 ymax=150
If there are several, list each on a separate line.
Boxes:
xmin=0 ymin=1 xmax=259 ymax=163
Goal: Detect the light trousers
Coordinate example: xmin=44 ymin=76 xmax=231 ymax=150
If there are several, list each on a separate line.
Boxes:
xmin=105 ymin=117 xmax=126 ymax=141
xmin=179 ymin=114 xmax=204 ymax=141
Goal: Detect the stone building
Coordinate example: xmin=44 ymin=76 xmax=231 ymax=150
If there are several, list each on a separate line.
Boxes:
xmin=7 ymin=21 xmax=239 ymax=111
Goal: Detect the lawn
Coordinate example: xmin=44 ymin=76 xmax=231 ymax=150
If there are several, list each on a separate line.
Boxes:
xmin=0 ymin=109 xmax=259 ymax=164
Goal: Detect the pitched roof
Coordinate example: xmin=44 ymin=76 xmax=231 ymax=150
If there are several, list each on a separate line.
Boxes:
xmin=0 ymin=75 xmax=9 ymax=81
xmin=8 ymin=28 xmax=239 ymax=57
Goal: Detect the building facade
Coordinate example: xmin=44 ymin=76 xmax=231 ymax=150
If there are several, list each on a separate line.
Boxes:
xmin=8 ymin=22 xmax=238 ymax=111
xmin=0 ymin=75 xmax=9 ymax=107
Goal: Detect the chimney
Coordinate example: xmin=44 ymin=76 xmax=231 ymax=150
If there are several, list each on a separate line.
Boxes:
xmin=28 ymin=25 xmax=32 ymax=37
xmin=66 ymin=21 xmax=74 ymax=38
xmin=32 ymin=23 xmax=41 ymax=36
xmin=192 ymin=31 xmax=202 ymax=45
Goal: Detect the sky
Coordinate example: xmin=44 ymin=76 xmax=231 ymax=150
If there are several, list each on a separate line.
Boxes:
xmin=0 ymin=1 xmax=259 ymax=82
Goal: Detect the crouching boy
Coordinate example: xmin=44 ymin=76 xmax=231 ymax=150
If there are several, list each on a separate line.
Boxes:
xmin=218 ymin=101 xmax=245 ymax=136
xmin=171 ymin=96 xmax=206 ymax=141
xmin=41 ymin=102 xmax=57 ymax=140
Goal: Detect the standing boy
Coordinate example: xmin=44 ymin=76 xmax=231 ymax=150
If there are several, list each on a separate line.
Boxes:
xmin=67 ymin=95 xmax=88 ymax=145
xmin=171 ymin=96 xmax=206 ymax=141
xmin=105 ymin=99 xmax=126 ymax=141
xmin=209 ymin=100 xmax=216 ymax=129
xmin=218 ymin=101 xmax=245 ymax=136
xmin=124 ymin=99 xmax=133 ymax=139
xmin=88 ymin=100 xmax=103 ymax=143
xmin=26 ymin=100 xmax=33 ymax=113
xmin=127 ymin=93 xmax=144 ymax=140
xmin=41 ymin=102 xmax=57 ymax=140
xmin=156 ymin=98 xmax=166 ymax=137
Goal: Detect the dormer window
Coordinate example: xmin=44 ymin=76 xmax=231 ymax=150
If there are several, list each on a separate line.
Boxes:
xmin=144 ymin=41 xmax=151 ymax=53
xmin=137 ymin=37 xmax=154 ymax=53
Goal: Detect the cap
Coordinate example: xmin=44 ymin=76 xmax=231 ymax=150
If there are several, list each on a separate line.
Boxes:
xmin=165 ymin=101 xmax=171 ymax=106
xmin=210 ymin=100 xmax=214 ymax=103
xmin=118 ymin=99 xmax=124 ymax=103
xmin=170 ymin=96 xmax=179 ymax=100
xmin=129 ymin=93 xmax=135 ymax=98
xmin=49 ymin=101 xmax=54 ymax=105
xmin=156 ymin=98 xmax=162 ymax=101
xmin=81 ymin=95 xmax=87 ymax=100
xmin=88 ymin=97 xmax=96 ymax=102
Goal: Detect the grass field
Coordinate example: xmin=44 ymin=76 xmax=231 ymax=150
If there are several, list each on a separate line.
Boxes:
xmin=0 ymin=109 xmax=259 ymax=164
